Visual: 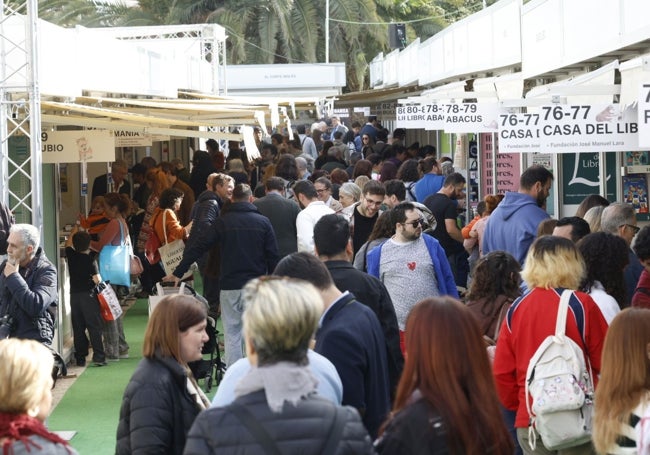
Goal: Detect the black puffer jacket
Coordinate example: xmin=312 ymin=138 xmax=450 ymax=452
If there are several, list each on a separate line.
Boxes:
xmin=116 ymin=354 xmax=203 ymax=455
xmin=0 ymin=248 xmax=58 ymax=345
xmin=183 ymin=390 xmax=373 ymax=455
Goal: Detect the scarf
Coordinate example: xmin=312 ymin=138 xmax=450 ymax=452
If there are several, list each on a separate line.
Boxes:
xmin=234 ymin=362 xmax=318 ymax=413
xmin=0 ymin=412 xmax=71 ymax=455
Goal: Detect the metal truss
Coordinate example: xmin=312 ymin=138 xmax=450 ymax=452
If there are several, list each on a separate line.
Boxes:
xmin=0 ymin=0 xmax=42 ymax=227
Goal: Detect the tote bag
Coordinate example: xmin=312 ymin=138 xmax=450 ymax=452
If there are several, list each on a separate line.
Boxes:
xmin=158 ymin=210 xmax=193 ymax=280
xmin=99 ymin=220 xmax=131 ymax=287
xmin=95 ymin=281 xmax=123 ymax=321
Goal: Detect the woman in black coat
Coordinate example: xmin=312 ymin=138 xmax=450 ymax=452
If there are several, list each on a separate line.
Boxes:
xmin=184 ymin=277 xmax=373 ymax=455
xmin=116 ymin=295 xmax=210 ymax=455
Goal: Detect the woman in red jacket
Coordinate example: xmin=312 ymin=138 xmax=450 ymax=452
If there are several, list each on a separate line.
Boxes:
xmin=493 ymin=236 xmax=609 ymax=454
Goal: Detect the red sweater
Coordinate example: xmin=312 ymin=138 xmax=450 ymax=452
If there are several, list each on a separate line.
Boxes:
xmin=493 ymin=287 xmax=608 ymax=428
xmin=632 ymin=269 xmax=650 ymax=309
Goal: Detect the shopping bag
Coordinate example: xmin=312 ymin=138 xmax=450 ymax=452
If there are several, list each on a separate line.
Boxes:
xmin=157 ymin=210 xmax=193 ymax=280
xmin=95 ymin=282 xmax=123 ymax=321
xmin=99 ymin=220 xmax=130 ymax=287
xmin=149 ymin=282 xmax=186 ymax=316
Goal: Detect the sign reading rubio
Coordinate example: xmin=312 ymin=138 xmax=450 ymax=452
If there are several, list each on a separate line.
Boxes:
xmin=498 ymin=104 xmax=641 ymax=153
xmin=396 ymin=103 xmax=502 ymax=133
xmin=41 ymin=130 xmax=116 ymax=163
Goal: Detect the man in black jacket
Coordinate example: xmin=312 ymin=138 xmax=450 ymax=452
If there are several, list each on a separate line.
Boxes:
xmin=0 ymin=224 xmax=58 ymax=345
xmin=166 ymin=184 xmax=279 ymax=367
xmin=274 ymin=252 xmax=391 ymax=439
xmin=313 ymin=214 xmax=403 ymax=400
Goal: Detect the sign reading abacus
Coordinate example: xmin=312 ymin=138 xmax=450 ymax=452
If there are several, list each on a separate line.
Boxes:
xmin=396 ymin=102 xmax=502 ymax=132
xmin=498 ymin=104 xmax=641 ymax=153
xmin=639 ymin=83 xmax=650 ymax=148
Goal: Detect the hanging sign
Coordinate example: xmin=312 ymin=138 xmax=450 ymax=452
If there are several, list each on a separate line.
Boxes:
xmin=639 ymin=83 xmax=650 ymax=148
xmin=443 ymin=103 xmax=503 ymax=133
xmin=114 ymin=131 xmax=153 ymax=147
xmin=41 ymin=130 xmax=115 ymax=163
xmin=396 ymin=103 xmax=444 ymax=129
xmin=498 ymin=104 xmax=640 ymax=153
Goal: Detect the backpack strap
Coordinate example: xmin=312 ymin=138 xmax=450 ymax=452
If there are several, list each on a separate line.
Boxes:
xmin=321 ymin=406 xmax=346 ymax=455
xmin=554 ymin=289 xmax=572 ymax=338
xmin=229 ymin=402 xmax=282 ymax=455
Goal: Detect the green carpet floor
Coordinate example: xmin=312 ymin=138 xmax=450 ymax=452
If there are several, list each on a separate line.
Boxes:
xmin=48 ymin=286 xmax=220 ymax=454
xmin=48 ymin=299 xmax=150 ymax=454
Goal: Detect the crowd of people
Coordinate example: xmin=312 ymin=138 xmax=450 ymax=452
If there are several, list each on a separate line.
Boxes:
xmin=1 ymin=116 xmax=650 ymax=454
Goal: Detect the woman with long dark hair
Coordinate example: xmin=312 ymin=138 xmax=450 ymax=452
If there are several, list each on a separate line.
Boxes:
xmin=375 ymin=297 xmax=514 ymax=454
xmin=578 ymin=231 xmax=628 ymax=324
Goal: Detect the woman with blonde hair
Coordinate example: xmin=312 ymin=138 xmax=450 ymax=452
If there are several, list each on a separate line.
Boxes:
xmin=593 ymin=307 xmax=650 ymax=454
xmin=493 ymin=236 xmax=609 ymax=454
xmin=375 ymin=297 xmax=514 ymax=454
xmin=0 ymin=338 xmax=78 ymax=454
xmin=184 ymin=277 xmax=372 ymax=454
xmin=116 ymin=295 xmax=209 ymax=454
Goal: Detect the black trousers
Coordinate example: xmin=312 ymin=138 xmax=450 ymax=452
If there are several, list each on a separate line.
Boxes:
xmin=70 ymin=291 xmax=105 ymax=363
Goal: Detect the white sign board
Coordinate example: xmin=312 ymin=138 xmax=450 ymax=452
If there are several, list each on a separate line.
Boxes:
xmin=41 ymin=130 xmax=115 ymax=163
xmin=639 ymin=83 xmax=650 ymax=148
xmin=396 ymin=104 xmax=444 ymax=129
xmin=443 ymin=103 xmax=503 ymax=133
xmin=498 ymin=104 xmax=640 ymax=153
xmin=114 ymin=131 xmax=153 ymax=147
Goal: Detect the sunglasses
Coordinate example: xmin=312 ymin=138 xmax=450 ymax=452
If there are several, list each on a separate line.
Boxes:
xmin=402 ymin=218 xmax=425 ymax=228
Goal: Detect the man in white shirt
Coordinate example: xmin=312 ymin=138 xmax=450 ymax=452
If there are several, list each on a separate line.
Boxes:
xmin=293 ymin=180 xmax=334 ymax=253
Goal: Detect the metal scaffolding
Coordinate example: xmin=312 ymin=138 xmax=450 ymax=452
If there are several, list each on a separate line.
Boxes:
xmin=0 ymin=0 xmax=42 ymax=228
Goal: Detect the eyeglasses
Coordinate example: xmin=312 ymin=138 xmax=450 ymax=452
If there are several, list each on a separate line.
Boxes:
xmin=362 ymin=137 xmax=370 ymax=141
xmin=315 ymin=188 xmax=329 ymax=194
xmin=402 ymin=218 xmax=425 ymax=228
xmin=621 ymin=223 xmax=640 ymax=234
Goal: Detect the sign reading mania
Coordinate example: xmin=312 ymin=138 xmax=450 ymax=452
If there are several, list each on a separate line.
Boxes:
xmin=498 ymin=104 xmax=641 ymax=153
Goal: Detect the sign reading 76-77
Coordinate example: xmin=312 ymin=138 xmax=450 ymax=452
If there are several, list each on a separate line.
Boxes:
xmin=639 ymin=83 xmax=650 ymax=148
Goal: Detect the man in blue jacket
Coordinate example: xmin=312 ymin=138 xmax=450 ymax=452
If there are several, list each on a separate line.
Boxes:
xmin=166 ymin=184 xmax=279 ymax=367
xmin=482 ymin=165 xmax=553 ymax=265
xmin=366 ymin=202 xmax=458 ymax=350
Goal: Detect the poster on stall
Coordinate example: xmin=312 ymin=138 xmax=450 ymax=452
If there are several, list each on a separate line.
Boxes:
xmin=623 ymin=175 xmax=649 ymax=214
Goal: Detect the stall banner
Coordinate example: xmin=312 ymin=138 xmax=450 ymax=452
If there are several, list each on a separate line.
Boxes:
xmin=114 ymin=131 xmax=152 ymax=147
xmin=396 ymin=103 xmax=444 ymax=129
xmin=443 ymin=103 xmax=503 ymax=133
xmin=479 ymin=133 xmax=521 ymax=195
xmin=41 ymin=130 xmax=115 ymax=163
xmin=498 ymin=104 xmax=641 ymax=153
xmin=640 ymin=83 xmax=650 ymax=148
xmin=561 ymin=153 xmax=617 ymax=205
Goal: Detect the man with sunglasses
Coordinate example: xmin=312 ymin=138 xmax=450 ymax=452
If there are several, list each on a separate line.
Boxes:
xmin=601 ymin=202 xmax=642 ymax=306
xmin=367 ymin=202 xmax=458 ymax=352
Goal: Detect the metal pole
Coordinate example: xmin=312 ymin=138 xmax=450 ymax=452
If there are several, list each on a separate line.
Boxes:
xmin=27 ymin=0 xmax=42 ymax=230
xmin=325 ymin=0 xmax=330 ymax=64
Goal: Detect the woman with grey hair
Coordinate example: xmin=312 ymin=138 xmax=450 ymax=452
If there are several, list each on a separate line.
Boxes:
xmin=184 ymin=277 xmax=373 ymax=455
xmin=338 ymin=182 xmax=361 ymax=217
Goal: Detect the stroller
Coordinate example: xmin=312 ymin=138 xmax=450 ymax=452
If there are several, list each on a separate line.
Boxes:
xmin=151 ymin=282 xmax=226 ymax=392
xmin=192 ymin=315 xmax=226 ymax=392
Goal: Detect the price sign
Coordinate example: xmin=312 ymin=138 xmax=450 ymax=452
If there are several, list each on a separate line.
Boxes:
xmin=640 ymin=83 xmax=650 ymax=147
xmin=498 ymin=104 xmax=641 ymax=153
